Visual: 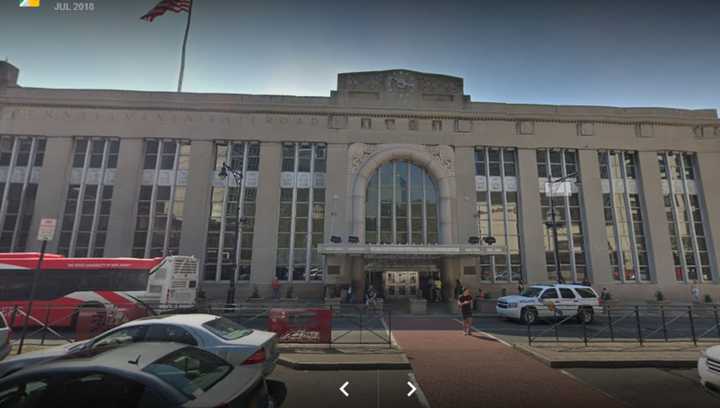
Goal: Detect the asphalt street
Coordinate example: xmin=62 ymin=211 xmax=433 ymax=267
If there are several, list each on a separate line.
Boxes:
xmin=565 ymin=367 xmax=720 ymax=407
xmin=267 ymin=366 xmax=427 ymax=408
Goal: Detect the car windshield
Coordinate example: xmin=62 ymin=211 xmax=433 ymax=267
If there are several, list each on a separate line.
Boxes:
xmin=144 ymin=347 xmax=232 ymax=399
xmin=202 ymin=317 xmax=253 ymax=340
xmin=520 ymin=287 xmax=544 ymax=298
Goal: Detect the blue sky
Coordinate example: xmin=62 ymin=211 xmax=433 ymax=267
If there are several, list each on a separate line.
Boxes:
xmin=1 ymin=0 xmax=718 ymax=111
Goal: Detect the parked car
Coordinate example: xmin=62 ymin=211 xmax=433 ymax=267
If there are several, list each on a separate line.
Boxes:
xmin=0 ymin=342 xmax=282 ymax=407
xmin=496 ymin=284 xmax=602 ymax=324
xmin=0 ymin=313 xmax=10 ymax=361
xmin=0 ymin=314 xmax=278 ymax=379
xmin=699 ymin=345 xmax=720 ymax=394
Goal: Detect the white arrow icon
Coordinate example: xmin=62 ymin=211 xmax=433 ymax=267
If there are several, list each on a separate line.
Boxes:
xmin=339 ymin=381 xmax=350 ymax=397
xmin=407 ymin=381 xmax=417 ymax=397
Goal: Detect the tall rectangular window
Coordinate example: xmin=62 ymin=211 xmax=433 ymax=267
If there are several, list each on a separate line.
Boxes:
xmin=203 ymin=142 xmax=260 ymax=282
xmin=598 ymin=151 xmax=649 ymax=282
xmin=276 ymin=143 xmax=326 ymax=282
xmin=536 ymin=149 xmax=587 ymax=282
xmin=58 ymin=138 xmax=119 ymax=257
xmin=0 ymin=136 xmax=46 ymax=252
xmin=472 ymin=147 xmax=521 ymax=281
xmin=659 ymin=152 xmax=713 ymax=282
xmin=132 ymin=140 xmax=191 ymax=258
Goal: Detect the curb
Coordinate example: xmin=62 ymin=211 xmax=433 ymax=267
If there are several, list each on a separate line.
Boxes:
xmin=277 ymin=355 xmax=412 ymax=371
xmin=513 ymin=344 xmax=698 ymax=369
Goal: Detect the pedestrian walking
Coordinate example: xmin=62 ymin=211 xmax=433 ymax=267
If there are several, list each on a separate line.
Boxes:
xmin=346 ymin=284 xmax=353 ymax=304
xmin=454 ymin=279 xmax=464 ymax=300
xmin=434 ymin=276 xmax=443 ymax=303
xmin=517 ymin=279 xmax=525 ymax=294
xmin=458 ymin=289 xmax=473 ymax=335
xmin=691 ymin=282 xmax=701 ymax=304
xmin=272 ymin=277 xmax=280 ymax=300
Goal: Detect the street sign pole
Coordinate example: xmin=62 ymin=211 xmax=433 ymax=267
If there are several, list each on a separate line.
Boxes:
xmin=17 ymin=239 xmax=47 ymax=355
xmin=17 ymin=218 xmax=56 ymax=355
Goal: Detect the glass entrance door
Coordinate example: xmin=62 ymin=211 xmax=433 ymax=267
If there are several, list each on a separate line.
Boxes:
xmin=384 ymin=271 xmax=418 ymax=298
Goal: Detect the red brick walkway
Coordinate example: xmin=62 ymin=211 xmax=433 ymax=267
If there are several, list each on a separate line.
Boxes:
xmin=392 ymin=318 xmax=626 ymax=408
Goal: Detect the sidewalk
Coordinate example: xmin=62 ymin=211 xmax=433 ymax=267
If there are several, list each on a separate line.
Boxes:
xmin=277 ymin=345 xmax=410 ymax=370
xmin=391 ymin=318 xmax=625 ymax=408
xmin=514 ymin=341 xmax=704 ymax=368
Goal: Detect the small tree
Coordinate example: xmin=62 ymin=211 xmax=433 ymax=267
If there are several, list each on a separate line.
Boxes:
xmin=704 ymin=294 xmax=713 ymax=304
xmin=654 ymin=290 xmax=665 ymax=302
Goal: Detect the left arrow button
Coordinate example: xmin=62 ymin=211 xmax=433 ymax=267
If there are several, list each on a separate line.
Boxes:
xmin=339 ymin=381 xmax=350 ymax=397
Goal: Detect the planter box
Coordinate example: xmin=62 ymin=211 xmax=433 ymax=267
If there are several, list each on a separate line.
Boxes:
xmin=409 ymin=298 xmax=427 ymax=315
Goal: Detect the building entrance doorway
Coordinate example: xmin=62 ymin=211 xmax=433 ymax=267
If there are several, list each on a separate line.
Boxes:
xmin=384 ymin=271 xmax=419 ymax=299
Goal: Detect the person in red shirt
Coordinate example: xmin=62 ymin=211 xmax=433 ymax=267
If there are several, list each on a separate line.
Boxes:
xmin=272 ymin=277 xmax=280 ymax=300
xmin=457 ymin=289 xmax=473 ymax=335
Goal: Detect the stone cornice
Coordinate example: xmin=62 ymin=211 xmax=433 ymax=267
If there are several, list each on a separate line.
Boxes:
xmin=1 ymin=87 xmax=718 ymax=127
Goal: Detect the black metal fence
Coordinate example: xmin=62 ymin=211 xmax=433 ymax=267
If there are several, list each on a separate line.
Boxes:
xmin=202 ymin=302 xmax=393 ymax=347
xmin=527 ymin=304 xmax=720 ymax=346
xmin=1 ymin=301 xmax=394 ymax=354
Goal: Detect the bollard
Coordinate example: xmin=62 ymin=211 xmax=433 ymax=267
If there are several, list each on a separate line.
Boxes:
xmin=607 ymin=305 xmax=615 ymax=342
xmin=582 ymin=313 xmax=588 ymax=346
xmin=660 ymin=305 xmax=668 ymax=342
xmin=714 ymin=305 xmax=720 ymax=340
xmin=554 ymin=309 xmax=559 ymax=343
xmin=689 ymin=306 xmax=697 ymax=347
xmin=527 ymin=319 xmax=532 ymax=346
xmin=635 ymin=306 xmax=643 ymax=346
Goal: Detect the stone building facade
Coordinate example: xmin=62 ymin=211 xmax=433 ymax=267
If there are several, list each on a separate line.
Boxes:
xmin=1 ymin=61 xmax=720 ymax=302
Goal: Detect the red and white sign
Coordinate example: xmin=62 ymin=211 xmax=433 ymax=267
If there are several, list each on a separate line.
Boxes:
xmin=37 ymin=218 xmax=57 ymax=241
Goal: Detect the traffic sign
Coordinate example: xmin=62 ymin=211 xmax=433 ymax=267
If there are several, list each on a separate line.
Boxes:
xmin=37 ymin=218 xmax=57 ymax=241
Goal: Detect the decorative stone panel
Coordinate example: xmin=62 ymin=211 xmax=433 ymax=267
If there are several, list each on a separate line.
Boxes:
xmin=517 ymin=121 xmax=535 ymax=135
xmin=578 ymin=122 xmax=594 ymax=136
xmin=328 ymin=115 xmax=348 ymax=129
xmin=454 ymin=119 xmax=473 ymax=133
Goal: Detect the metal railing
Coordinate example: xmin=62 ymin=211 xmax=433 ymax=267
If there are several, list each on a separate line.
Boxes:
xmin=200 ymin=301 xmax=393 ymax=347
xmin=527 ymin=304 xmax=720 ymax=346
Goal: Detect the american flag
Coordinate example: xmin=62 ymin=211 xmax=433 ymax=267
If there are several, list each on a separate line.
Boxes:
xmin=140 ymin=0 xmax=192 ymax=22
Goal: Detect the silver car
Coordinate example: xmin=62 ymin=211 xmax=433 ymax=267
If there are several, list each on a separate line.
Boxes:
xmin=0 ymin=313 xmax=278 ymax=378
xmin=0 ymin=313 xmax=9 ymax=361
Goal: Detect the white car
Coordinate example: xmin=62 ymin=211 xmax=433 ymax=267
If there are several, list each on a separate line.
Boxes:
xmin=0 ymin=313 xmax=278 ymax=378
xmin=496 ymin=284 xmax=603 ymax=324
xmin=0 ymin=313 xmax=9 ymax=361
xmin=699 ymin=345 xmax=720 ymax=394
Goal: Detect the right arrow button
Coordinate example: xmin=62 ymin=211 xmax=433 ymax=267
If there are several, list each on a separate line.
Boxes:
xmin=406 ymin=381 xmax=417 ymax=397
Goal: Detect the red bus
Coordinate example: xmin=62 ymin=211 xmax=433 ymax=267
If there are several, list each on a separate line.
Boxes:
xmin=0 ymin=253 xmax=199 ymax=328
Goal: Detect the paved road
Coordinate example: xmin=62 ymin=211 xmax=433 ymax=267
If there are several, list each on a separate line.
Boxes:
xmin=565 ymin=367 xmax=720 ymax=407
xmin=267 ymin=366 xmax=426 ymax=408
xmin=391 ymin=318 xmax=624 ymax=408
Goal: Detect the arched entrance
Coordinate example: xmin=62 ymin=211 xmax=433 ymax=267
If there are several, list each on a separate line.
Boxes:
xmin=347 ymin=144 xmax=457 ymax=300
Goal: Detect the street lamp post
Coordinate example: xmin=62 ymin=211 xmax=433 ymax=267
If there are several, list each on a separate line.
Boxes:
xmin=218 ymin=162 xmax=247 ymax=307
xmin=545 ymin=172 xmax=577 ymax=284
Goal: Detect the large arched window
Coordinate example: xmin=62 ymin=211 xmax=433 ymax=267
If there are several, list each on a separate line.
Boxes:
xmin=365 ymin=160 xmax=439 ymax=244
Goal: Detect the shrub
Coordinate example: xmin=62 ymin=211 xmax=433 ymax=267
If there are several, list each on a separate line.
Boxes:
xmin=483 ymin=291 xmax=492 ymax=300
xmin=704 ymin=294 xmax=713 ymax=304
xmin=501 ymin=288 xmax=507 ymax=297
xmin=249 ymin=285 xmax=260 ymax=299
xmin=286 ymin=285 xmax=295 ymax=299
xmin=654 ymin=290 xmax=665 ymax=302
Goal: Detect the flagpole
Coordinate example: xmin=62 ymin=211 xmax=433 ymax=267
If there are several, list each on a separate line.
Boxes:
xmin=177 ymin=0 xmax=193 ymax=92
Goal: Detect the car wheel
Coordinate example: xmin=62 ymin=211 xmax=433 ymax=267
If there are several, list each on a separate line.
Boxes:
xmin=577 ymin=308 xmax=594 ymax=324
xmin=521 ymin=308 xmax=538 ymax=325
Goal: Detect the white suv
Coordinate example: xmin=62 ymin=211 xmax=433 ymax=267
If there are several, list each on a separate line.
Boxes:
xmin=496 ymin=284 xmax=602 ymax=324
